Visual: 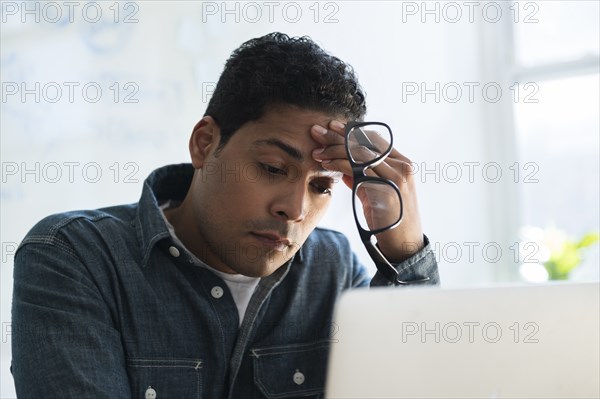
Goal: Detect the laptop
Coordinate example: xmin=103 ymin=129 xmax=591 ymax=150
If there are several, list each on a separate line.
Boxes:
xmin=325 ymin=282 xmax=600 ymax=398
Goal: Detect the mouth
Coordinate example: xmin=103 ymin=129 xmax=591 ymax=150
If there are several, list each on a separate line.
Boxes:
xmin=250 ymin=231 xmax=292 ymax=251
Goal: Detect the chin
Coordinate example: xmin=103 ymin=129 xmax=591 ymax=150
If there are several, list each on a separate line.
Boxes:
xmin=223 ymin=240 xmax=300 ymax=277
xmin=236 ymin=262 xmax=280 ymax=278
xmin=237 ymin=254 xmax=295 ymax=277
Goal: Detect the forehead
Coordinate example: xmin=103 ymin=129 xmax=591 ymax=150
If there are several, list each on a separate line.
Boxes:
xmin=249 ymin=105 xmax=338 ymax=141
xmin=227 ymin=105 xmax=342 ymax=175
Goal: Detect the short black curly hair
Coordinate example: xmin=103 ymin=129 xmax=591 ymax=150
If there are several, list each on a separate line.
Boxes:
xmin=205 ymin=32 xmax=367 ymax=149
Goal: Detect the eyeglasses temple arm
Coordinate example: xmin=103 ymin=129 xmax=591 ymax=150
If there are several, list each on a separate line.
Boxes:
xmin=363 ymin=239 xmax=400 ymax=284
xmin=364 ymin=239 xmax=432 ymax=286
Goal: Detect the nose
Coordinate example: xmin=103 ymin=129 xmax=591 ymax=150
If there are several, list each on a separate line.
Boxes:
xmin=271 ymin=182 xmax=308 ymax=222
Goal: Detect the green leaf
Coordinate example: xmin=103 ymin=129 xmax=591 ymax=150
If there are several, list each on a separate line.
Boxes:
xmin=576 ymin=232 xmax=600 ymax=249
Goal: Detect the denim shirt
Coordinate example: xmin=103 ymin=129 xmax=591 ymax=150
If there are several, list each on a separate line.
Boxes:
xmin=11 ymin=164 xmax=439 ymax=398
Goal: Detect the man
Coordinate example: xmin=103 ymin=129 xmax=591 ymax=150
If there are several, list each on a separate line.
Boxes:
xmin=12 ymin=32 xmax=439 ymax=398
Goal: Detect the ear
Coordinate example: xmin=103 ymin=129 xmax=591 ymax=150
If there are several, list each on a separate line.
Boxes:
xmin=189 ymin=116 xmax=220 ymax=169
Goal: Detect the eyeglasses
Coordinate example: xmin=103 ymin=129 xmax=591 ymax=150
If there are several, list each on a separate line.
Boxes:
xmin=345 ymin=121 xmax=430 ymax=286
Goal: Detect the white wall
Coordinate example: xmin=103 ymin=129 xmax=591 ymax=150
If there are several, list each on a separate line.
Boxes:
xmin=1 ymin=2 xmax=597 ymax=397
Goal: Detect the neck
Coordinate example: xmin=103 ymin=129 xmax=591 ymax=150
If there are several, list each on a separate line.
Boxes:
xmin=164 ymin=197 xmax=237 ymax=274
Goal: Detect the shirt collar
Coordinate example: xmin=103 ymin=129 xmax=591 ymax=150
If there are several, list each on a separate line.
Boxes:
xmin=135 ymin=163 xmax=193 ymax=266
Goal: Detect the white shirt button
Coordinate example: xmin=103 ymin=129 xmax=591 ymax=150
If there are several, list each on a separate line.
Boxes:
xmin=293 ymin=370 xmax=305 ymax=385
xmin=145 ymin=386 xmax=157 ymax=399
xmin=211 ymin=286 xmax=224 ymax=299
xmin=168 ymin=246 xmax=180 ymax=257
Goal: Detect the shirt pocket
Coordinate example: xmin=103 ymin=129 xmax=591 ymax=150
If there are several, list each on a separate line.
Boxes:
xmin=126 ymin=357 xmax=203 ymax=399
xmin=250 ymin=340 xmax=330 ymax=398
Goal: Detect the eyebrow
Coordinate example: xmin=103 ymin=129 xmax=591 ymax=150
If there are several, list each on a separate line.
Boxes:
xmin=252 ymin=138 xmax=304 ymax=161
xmin=252 ymin=138 xmax=334 ymax=174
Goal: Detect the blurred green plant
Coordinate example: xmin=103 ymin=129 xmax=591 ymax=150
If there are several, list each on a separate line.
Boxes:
xmin=544 ymin=231 xmax=600 ymax=280
xmin=519 ymin=226 xmax=599 ymax=281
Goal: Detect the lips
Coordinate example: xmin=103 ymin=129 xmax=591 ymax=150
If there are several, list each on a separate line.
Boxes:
xmin=250 ymin=231 xmax=292 ymax=250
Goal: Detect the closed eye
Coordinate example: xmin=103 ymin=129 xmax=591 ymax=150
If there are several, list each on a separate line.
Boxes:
xmin=260 ymin=163 xmax=334 ymax=195
xmin=310 ymin=180 xmax=333 ymax=195
xmin=261 ymin=163 xmax=287 ymax=176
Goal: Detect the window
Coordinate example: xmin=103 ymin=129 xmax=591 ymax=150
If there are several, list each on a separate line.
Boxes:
xmin=510 ymin=1 xmax=599 ymax=279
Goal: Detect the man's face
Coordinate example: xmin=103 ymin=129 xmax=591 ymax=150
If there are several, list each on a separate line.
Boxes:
xmin=189 ymin=105 xmax=343 ymax=277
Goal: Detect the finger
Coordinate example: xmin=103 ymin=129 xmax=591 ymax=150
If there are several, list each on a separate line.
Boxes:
xmin=346 ymin=143 xmax=383 ymax=164
xmin=387 ymin=145 xmax=412 ymax=164
xmin=314 ymin=143 xmax=398 ymax=181
xmin=374 ymin=158 xmax=417 ymax=188
xmin=321 ymin=158 xmax=351 ymax=177
xmin=321 ymin=157 xmax=379 ymax=179
xmin=328 ymin=120 xmax=346 ymax=137
xmin=312 ymin=143 xmax=346 ymax=163
xmin=310 ymin=123 xmax=345 ymax=146
xmin=324 ymin=155 xmax=414 ymax=189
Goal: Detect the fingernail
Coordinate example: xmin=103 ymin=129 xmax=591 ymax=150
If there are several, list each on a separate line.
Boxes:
xmin=313 ymin=125 xmax=328 ymax=135
xmin=312 ymin=148 xmax=324 ymax=161
xmin=331 ymin=120 xmax=345 ymax=130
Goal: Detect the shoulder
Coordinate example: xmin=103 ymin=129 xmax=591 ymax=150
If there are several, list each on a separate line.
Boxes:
xmin=308 ymin=226 xmax=349 ymax=240
xmin=293 ymin=227 xmax=368 ymax=288
xmin=300 ymin=227 xmax=353 ymax=263
xmin=305 ymin=226 xmax=351 ymax=245
xmin=18 ymin=204 xmax=136 ymax=254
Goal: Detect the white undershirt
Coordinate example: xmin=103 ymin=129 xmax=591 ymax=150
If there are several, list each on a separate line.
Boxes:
xmin=205 ymin=267 xmax=261 ymax=326
xmin=159 ymin=202 xmax=260 ymax=326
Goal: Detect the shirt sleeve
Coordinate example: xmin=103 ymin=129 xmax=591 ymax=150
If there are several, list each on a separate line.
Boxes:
xmin=369 ymin=234 xmax=440 ymax=287
xmin=11 ymin=233 xmax=131 ymax=398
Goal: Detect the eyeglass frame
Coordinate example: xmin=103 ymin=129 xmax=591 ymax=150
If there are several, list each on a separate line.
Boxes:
xmin=344 ymin=121 xmax=430 ymax=286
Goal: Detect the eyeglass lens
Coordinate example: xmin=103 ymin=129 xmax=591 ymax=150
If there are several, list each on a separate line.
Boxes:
xmin=347 ymin=124 xmax=393 ymax=165
xmin=354 ymin=180 xmax=402 ymax=232
xmin=348 ymin=124 xmax=400 ymax=232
